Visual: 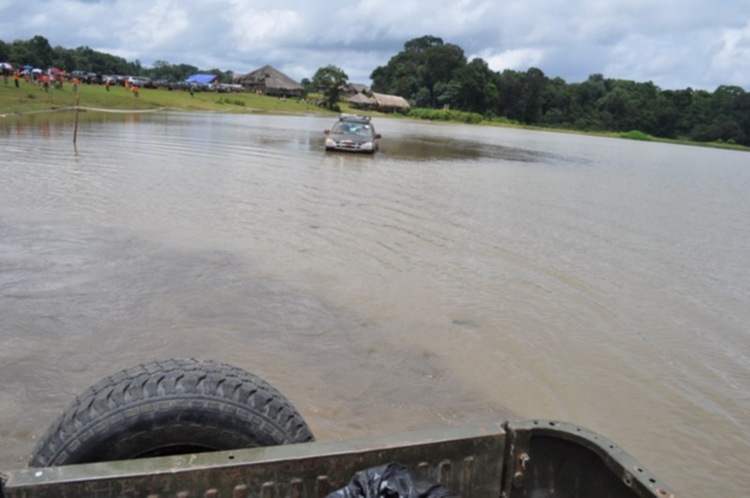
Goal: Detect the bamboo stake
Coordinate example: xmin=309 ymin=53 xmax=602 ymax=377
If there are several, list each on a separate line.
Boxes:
xmin=73 ymin=96 xmax=80 ymax=144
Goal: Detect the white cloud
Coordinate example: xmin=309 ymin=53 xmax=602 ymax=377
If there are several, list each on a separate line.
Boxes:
xmin=225 ymin=6 xmax=304 ymax=48
xmin=0 ymin=0 xmax=748 ymax=90
xmin=480 ymin=48 xmax=545 ymax=73
xmin=119 ymin=1 xmax=190 ymax=49
xmin=710 ymin=21 xmax=750 ymax=88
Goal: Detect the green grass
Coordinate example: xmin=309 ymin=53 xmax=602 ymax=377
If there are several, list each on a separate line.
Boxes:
xmin=0 ymin=82 xmax=399 ymax=132
xmin=619 ymin=129 xmax=653 ymax=141
xmin=407 ymin=108 xmax=483 ymax=124
xmin=0 ymin=81 xmax=330 ymax=115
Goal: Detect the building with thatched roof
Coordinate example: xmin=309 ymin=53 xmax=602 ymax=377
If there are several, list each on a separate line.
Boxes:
xmin=233 ymin=65 xmax=304 ymax=97
xmin=347 ymin=92 xmax=376 ymax=106
xmin=347 ymin=91 xmax=410 ymax=112
xmin=342 ymin=82 xmax=370 ymax=96
xmin=372 ymin=92 xmax=410 ymax=111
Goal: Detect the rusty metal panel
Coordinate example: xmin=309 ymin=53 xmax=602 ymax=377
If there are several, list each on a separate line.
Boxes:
xmin=1 ymin=424 xmax=506 ymax=498
xmin=501 ymin=420 xmax=676 ymax=498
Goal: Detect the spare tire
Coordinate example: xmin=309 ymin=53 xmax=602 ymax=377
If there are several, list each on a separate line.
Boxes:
xmin=29 ymin=358 xmax=315 ymax=467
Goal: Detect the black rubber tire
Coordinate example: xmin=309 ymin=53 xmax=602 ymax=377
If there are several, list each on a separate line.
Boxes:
xmin=29 ymin=358 xmax=315 ymax=467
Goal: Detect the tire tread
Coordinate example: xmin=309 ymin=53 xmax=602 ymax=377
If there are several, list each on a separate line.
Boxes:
xmin=29 ymin=358 xmax=314 ymax=467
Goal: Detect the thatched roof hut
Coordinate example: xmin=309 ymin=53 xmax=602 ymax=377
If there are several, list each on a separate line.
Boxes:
xmin=347 ymin=92 xmax=376 ymax=106
xmin=348 ymin=91 xmax=410 ymax=112
xmin=371 ymin=92 xmax=410 ymax=111
xmin=342 ymin=82 xmax=370 ymax=95
xmin=233 ymin=65 xmax=304 ymax=97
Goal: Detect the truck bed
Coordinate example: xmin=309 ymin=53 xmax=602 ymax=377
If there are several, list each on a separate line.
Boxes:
xmin=1 ymin=419 xmax=674 ymax=498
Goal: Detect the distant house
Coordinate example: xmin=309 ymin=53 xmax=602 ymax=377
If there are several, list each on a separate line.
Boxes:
xmin=347 ymin=91 xmax=410 ymax=112
xmin=342 ymin=82 xmax=369 ymax=96
xmin=348 ymin=92 xmax=376 ymax=106
xmin=372 ymin=92 xmax=410 ymax=111
xmin=185 ymin=74 xmax=220 ymax=85
xmin=232 ymin=65 xmax=304 ymax=97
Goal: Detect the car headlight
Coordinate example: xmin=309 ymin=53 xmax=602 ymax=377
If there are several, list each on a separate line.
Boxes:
xmin=325 ymin=138 xmax=336 ymax=147
xmin=361 ymin=142 xmax=373 ymax=150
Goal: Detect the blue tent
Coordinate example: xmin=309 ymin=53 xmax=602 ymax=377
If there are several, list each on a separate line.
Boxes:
xmin=185 ymin=74 xmax=219 ymax=84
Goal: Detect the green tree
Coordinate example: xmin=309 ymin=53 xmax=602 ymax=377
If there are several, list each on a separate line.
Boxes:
xmin=371 ymin=46 xmax=421 ymax=98
xmin=30 ymin=35 xmax=55 ymax=68
xmin=0 ymin=40 xmax=9 ymax=62
xmin=540 ymin=77 xmax=573 ymax=126
xmin=371 ymin=35 xmax=465 ymax=108
xmin=141 ymin=61 xmax=200 ymax=82
xmin=568 ymin=74 xmax=608 ymax=130
xmin=708 ymin=85 xmax=749 ymax=143
xmin=520 ymin=67 xmax=548 ymax=124
xmin=660 ymin=88 xmax=694 ymax=138
xmin=52 ymin=45 xmax=76 ymax=72
xmin=5 ymin=35 xmax=54 ymax=68
xmin=421 ymin=42 xmax=466 ymax=107
xmin=440 ymin=58 xmax=498 ymax=114
xmin=404 ymin=35 xmax=444 ymax=53
xmin=495 ymin=69 xmax=525 ymax=122
xmin=301 ymin=77 xmax=314 ymax=93
xmin=312 ymin=65 xmax=348 ymax=109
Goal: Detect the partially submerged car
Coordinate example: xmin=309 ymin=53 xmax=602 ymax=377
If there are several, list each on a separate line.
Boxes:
xmin=324 ymin=114 xmax=381 ymax=153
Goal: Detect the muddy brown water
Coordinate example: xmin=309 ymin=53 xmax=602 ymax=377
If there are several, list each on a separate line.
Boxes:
xmin=1 ymin=112 xmax=749 ymax=497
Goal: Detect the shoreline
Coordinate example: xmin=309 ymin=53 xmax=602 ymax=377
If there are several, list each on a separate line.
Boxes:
xmin=2 ymin=83 xmax=746 ymax=152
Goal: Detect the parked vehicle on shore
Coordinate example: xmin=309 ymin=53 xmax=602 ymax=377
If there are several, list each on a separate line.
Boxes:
xmin=127 ymin=76 xmax=152 ymax=88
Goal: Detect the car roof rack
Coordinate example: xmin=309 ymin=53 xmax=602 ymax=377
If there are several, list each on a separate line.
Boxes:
xmin=339 ymin=113 xmax=371 ymax=123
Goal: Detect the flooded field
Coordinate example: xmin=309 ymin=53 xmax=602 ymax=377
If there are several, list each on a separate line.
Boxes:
xmin=1 ymin=112 xmax=749 ymax=496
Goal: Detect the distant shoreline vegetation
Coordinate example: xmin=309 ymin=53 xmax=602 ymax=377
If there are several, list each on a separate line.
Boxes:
xmin=369 ymin=36 xmax=749 ymax=148
xmin=1 ymin=34 xmax=748 ymax=149
xmin=2 ymin=86 xmax=744 ymax=153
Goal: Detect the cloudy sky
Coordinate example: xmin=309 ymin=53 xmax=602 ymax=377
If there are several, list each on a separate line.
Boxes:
xmin=2 ymin=0 xmax=749 ymax=91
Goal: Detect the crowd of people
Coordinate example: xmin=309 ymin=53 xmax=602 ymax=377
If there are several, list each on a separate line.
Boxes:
xmin=1 ymin=66 xmax=139 ymax=96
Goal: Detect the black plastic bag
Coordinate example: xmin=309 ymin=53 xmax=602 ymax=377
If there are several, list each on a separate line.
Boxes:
xmin=327 ymin=462 xmax=459 ymax=498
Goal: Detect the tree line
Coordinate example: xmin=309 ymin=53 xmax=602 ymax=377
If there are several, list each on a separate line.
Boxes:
xmin=371 ymin=35 xmax=750 ymax=146
xmin=3 ymin=34 xmax=749 ymax=146
xmin=0 ymin=36 xmax=232 ymax=84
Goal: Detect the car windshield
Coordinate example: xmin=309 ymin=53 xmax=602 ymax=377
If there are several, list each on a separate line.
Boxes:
xmin=332 ymin=122 xmax=373 ymax=137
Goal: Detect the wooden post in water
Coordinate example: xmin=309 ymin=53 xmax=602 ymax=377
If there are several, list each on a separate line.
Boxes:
xmin=73 ymin=96 xmax=80 ymax=145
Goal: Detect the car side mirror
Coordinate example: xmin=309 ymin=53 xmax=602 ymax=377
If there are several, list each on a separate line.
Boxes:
xmin=324 ymin=130 xmax=330 ymax=134
xmin=374 ymin=133 xmax=382 ymax=139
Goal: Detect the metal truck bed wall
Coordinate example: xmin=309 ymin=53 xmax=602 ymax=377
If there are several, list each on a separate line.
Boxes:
xmin=0 ymin=420 xmax=674 ymax=498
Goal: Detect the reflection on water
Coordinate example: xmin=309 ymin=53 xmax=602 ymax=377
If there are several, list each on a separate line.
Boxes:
xmin=382 ymin=133 xmax=545 ymax=163
xmin=1 ymin=112 xmax=749 ymax=497
xmin=1 ymin=111 xmax=147 ymax=139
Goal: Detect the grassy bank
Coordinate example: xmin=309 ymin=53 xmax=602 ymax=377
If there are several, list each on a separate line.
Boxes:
xmin=0 ymin=80 xmax=329 ymax=115
xmin=2 ymin=80 xmax=746 ymax=152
